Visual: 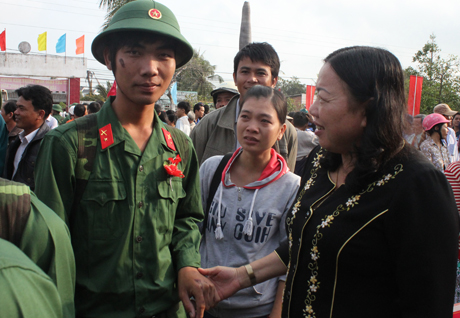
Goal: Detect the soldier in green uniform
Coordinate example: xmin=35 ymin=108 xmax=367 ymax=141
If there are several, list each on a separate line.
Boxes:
xmin=52 ymin=104 xmax=65 ymax=125
xmin=34 ymin=1 xmax=213 ymax=318
xmin=0 ymin=178 xmax=75 ymax=318
xmin=0 ymin=238 xmax=63 ymax=318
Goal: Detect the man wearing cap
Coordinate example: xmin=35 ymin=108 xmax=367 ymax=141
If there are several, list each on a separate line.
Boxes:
xmin=190 ymin=42 xmax=298 ymax=170
xmin=433 ymin=103 xmax=459 ymax=162
xmin=34 ymin=2 xmax=212 ymax=318
xmin=210 ymin=82 xmax=238 ymax=109
xmin=52 ymin=104 xmax=65 ymax=125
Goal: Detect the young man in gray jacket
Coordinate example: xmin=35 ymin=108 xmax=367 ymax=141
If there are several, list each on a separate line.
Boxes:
xmin=190 ymin=42 xmax=298 ymax=171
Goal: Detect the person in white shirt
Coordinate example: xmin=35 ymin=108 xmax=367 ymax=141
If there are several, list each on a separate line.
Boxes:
xmin=175 ymin=101 xmax=191 ymax=136
xmin=3 ymin=85 xmax=52 ymax=190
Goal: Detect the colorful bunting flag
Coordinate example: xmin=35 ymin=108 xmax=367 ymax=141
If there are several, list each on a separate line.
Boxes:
xmin=76 ymin=35 xmax=84 ymax=55
xmin=56 ymin=34 xmax=66 ymax=53
xmin=0 ymin=30 xmax=5 ymax=51
xmin=37 ymin=32 xmax=47 ymax=51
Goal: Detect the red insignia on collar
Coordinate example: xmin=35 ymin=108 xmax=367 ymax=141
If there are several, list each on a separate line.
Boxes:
xmin=148 ymin=8 xmax=162 ymax=19
xmin=162 ymin=128 xmax=176 ymax=151
xmin=99 ymin=124 xmax=114 ymax=150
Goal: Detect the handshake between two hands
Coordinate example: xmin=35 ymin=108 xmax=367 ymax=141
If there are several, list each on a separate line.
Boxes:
xmin=177 ymin=265 xmax=248 ymax=318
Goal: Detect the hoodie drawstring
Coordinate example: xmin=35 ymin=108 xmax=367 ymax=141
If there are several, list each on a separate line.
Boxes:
xmin=214 ymin=185 xmax=224 ymax=240
xmin=243 ymin=189 xmax=259 ymax=236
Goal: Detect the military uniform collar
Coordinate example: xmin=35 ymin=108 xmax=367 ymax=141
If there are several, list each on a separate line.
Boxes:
xmin=96 ymin=97 xmax=174 ymax=158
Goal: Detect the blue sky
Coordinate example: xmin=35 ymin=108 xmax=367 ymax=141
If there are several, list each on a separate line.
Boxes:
xmin=2 ymin=0 xmax=460 ymax=87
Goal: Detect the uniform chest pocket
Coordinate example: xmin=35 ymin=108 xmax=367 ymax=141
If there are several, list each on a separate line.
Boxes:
xmin=151 ymin=179 xmax=186 ymax=235
xmin=158 ymin=179 xmax=186 ymax=203
xmin=81 ymin=180 xmax=128 ymax=240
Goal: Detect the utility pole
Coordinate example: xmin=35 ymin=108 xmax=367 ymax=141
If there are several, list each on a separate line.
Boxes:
xmin=87 ymin=70 xmax=93 ymax=95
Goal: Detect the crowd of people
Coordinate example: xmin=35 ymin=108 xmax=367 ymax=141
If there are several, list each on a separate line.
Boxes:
xmin=0 ymin=1 xmax=459 ymax=318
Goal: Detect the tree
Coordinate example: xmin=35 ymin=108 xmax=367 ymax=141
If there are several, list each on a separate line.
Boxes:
xmin=276 ymin=77 xmax=306 ymax=97
xmin=405 ymin=34 xmax=460 ymax=114
xmin=99 ymin=0 xmax=135 ymax=30
xmin=175 ymin=50 xmax=223 ymax=97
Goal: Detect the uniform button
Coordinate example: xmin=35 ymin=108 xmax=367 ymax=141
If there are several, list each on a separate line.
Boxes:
xmin=136 ymin=236 xmax=143 ymax=243
xmin=138 ymin=201 xmax=144 ymax=208
xmin=139 ymin=307 xmax=145 ymax=314
xmin=136 ymin=272 xmax=143 ymax=279
xmin=139 ymin=165 xmax=144 ymax=172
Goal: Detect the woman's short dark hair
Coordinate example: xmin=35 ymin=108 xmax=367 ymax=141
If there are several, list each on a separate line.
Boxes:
xmin=320 ymin=46 xmax=406 ymax=192
xmin=427 ymin=123 xmax=445 ymax=136
xmin=240 ymin=85 xmax=287 ymax=124
xmin=2 ymin=100 xmax=17 ymax=115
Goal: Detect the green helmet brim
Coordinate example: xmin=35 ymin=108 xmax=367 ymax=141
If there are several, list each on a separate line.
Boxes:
xmin=91 ymin=0 xmax=193 ymax=69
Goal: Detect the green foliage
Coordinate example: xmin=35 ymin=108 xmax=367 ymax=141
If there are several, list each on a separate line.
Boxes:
xmin=405 ymin=34 xmax=460 ymax=114
xmin=99 ymin=0 xmax=136 ymax=30
xmin=276 ymin=77 xmax=306 ymax=97
xmin=176 ymin=50 xmax=223 ymax=97
xmin=286 ymin=98 xmax=297 ymax=113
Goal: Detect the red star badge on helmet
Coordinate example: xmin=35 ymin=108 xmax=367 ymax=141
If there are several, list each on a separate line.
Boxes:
xmin=148 ymin=9 xmax=162 ymax=19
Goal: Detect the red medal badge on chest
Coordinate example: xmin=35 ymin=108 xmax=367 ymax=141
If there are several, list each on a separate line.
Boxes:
xmin=99 ymin=124 xmax=114 ymax=149
xmin=162 ymin=128 xmax=176 ymax=151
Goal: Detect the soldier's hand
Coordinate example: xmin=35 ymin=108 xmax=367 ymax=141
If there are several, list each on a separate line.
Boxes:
xmin=178 ymin=266 xmax=216 ymax=318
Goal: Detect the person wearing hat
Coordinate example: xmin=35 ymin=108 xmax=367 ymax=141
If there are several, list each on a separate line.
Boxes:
xmin=34 ymin=1 xmax=212 ymax=318
xmin=51 ymin=104 xmax=65 ymax=125
xmin=419 ymin=113 xmax=451 ymax=171
xmin=210 ymin=82 xmax=238 ymax=109
xmin=433 ymin=103 xmax=459 ymax=162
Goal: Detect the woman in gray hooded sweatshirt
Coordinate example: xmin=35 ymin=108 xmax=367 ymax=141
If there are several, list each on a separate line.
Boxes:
xmin=199 ymin=86 xmax=300 ymax=318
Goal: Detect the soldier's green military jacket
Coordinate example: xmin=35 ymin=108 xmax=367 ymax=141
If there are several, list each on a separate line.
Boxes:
xmin=52 ymin=114 xmax=65 ymax=125
xmin=0 ymin=238 xmax=63 ymax=318
xmin=35 ymin=99 xmax=203 ymax=318
xmin=0 ymin=178 xmax=75 ymax=318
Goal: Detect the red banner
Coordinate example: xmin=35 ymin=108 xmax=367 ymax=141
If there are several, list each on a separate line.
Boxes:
xmin=306 ymin=85 xmax=316 ymax=110
xmin=107 ymin=81 xmax=116 ymax=97
xmin=0 ymin=30 xmax=5 ymax=51
xmin=407 ymin=75 xmax=423 ymax=116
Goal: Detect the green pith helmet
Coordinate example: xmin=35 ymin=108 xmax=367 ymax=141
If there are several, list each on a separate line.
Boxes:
xmin=52 ymin=104 xmax=63 ymax=112
xmin=91 ymin=0 xmax=193 ymax=69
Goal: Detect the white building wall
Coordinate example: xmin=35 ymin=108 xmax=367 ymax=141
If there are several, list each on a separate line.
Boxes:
xmin=0 ymin=53 xmax=87 ymax=78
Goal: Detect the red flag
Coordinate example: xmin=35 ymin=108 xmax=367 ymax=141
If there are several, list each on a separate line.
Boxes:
xmin=0 ymin=30 xmax=5 ymax=51
xmin=407 ymin=75 xmax=423 ymax=116
xmin=305 ymin=85 xmax=316 ymax=110
xmin=76 ymin=35 xmax=84 ymax=55
xmin=107 ymin=81 xmax=116 ymax=97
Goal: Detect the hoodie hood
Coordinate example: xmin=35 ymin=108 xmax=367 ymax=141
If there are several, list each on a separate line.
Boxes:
xmin=221 ymin=147 xmax=289 ymax=190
